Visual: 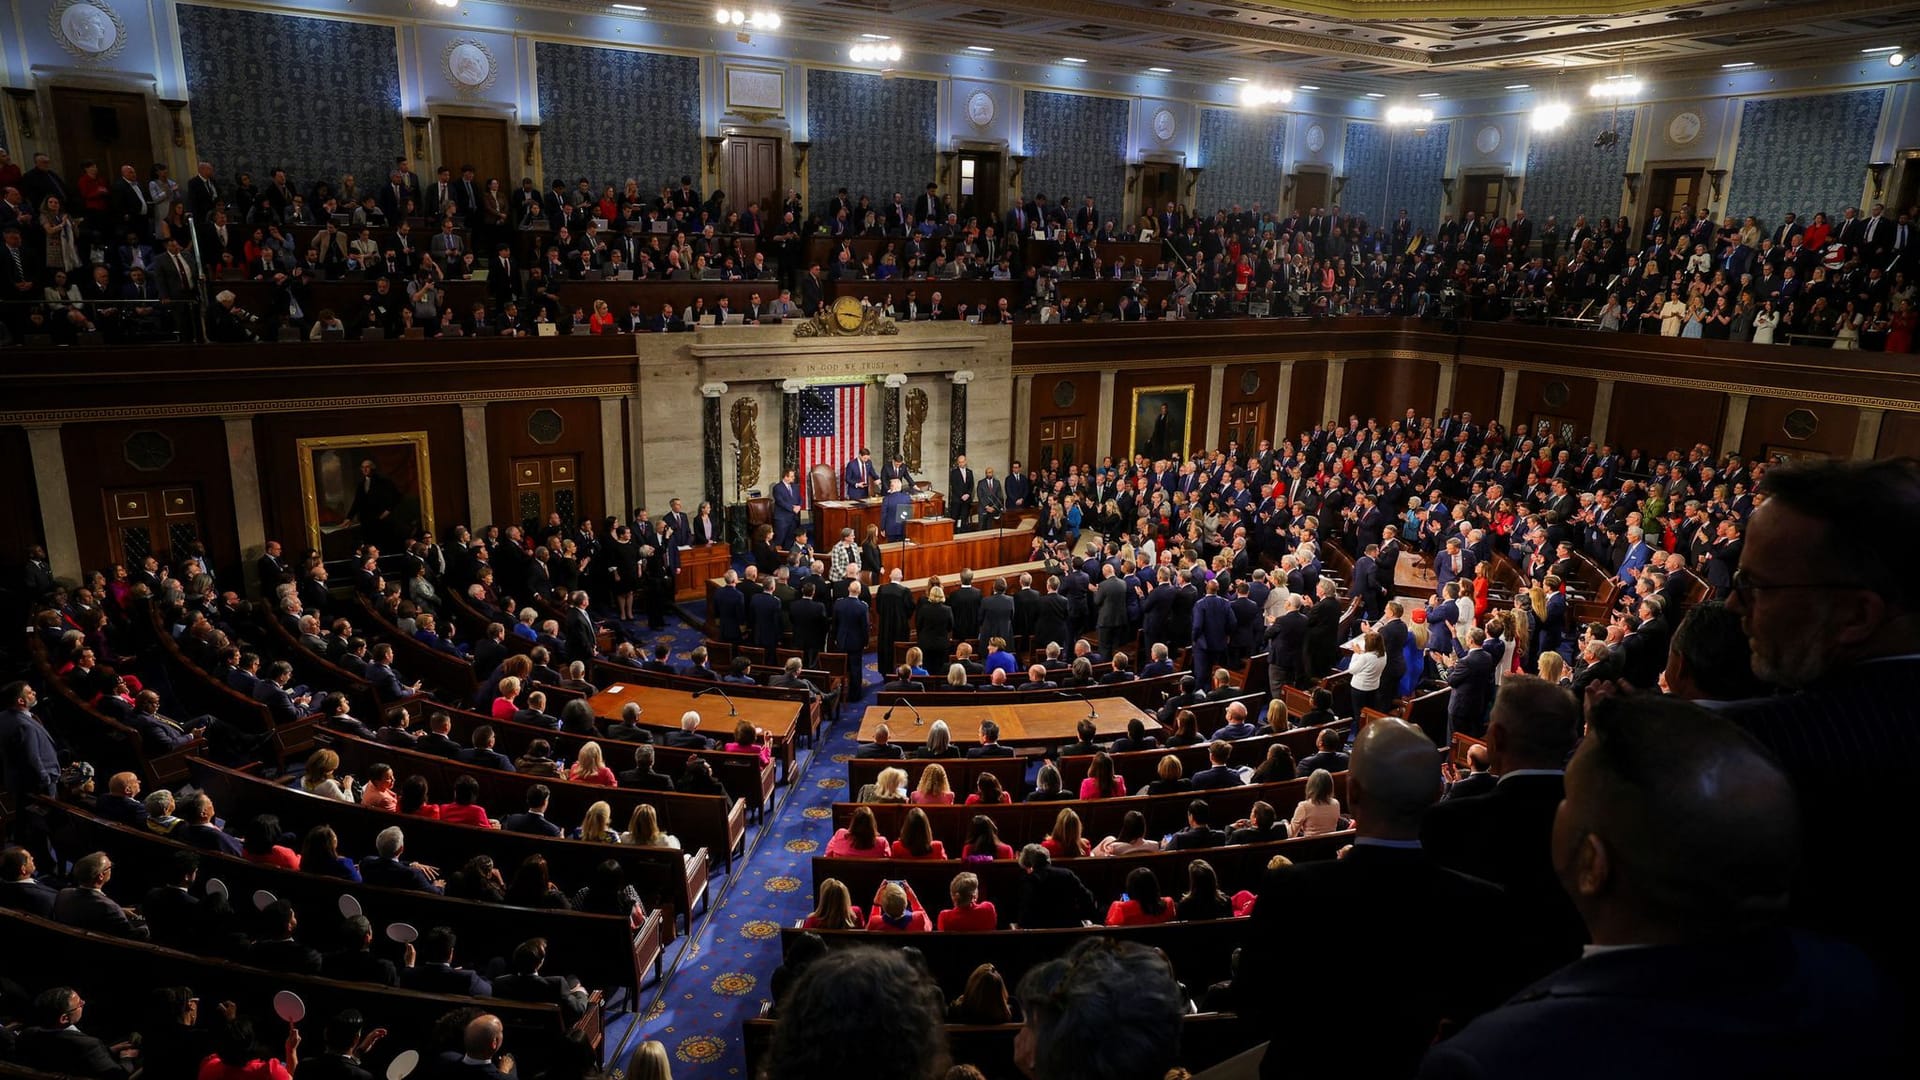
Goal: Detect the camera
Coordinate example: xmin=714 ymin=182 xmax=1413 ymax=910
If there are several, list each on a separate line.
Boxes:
xmin=1593 ymin=130 xmax=1621 ymax=149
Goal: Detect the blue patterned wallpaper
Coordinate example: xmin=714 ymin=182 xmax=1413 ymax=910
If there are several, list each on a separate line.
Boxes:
xmin=1520 ymin=110 xmax=1634 ymax=228
xmin=1197 ymin=108 xmax=1286 ymax=215
xmin=535 ymin=43 xmax=701 ymax=192
xmin=1021 ymin=91 xmax=1129 ymax=229
xmin=1727 ymin=89 xmax=1884 ymax=226
xmin=805 ymin=70 xmax=938 ymax=219
xmin=1341 ymin=120 xmax=1451 ymax=229
xmin=178 ymin=5 xmax=401 ymax=192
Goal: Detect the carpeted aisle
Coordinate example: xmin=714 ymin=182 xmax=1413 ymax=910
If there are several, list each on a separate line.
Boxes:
xmin=593 ymin=610 xmax=880 ymax=1078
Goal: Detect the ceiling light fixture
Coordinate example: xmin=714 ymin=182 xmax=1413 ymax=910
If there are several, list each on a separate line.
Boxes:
xmin=611 ymin=3 xmax=647 ymax=10
xmin=849 ymin=42 xmax=903 ymax=63
xmin=1721 ymin=61 xmax=1755 ymax=69
xmin=1226 ymin=76 xmax=1249 ymax=83
xmin=1060 ymin=56 xmax=1087 ymax=63
xmin=1237 ymin=83 xmax=1293 ymax=105
xmin=1386 ymin=105 xmax=1433 ymax=124
xmin=1890 ymin=50 xmax=1908 ymax=67
xmin=1148 ymin=66 xmax=1174 ymax=73
xmin=966 ymin=45 xmax=994 ymax=53
xmin=1504 ymin=83 xmax=1531 ymax=90
xmin=1860 ymin=45 xmax=1899 ymax=54
xmin=1416 ymin=92 xmax=1441 ymax=99
xmin=1589 ymin=77 xmax=1642 ymax=99
xmin=1296 ymin=84 xmax=1319 ymax=91
xmin=715 ymin=8 xmax=779 ymax=29
xmin=1364 ymin=92 xmax=1386 ymax=99
xmin=859 ymin=33 xmax=890 ymax=40
xmin=1531 ymin=102 xmax=1571 ymax=131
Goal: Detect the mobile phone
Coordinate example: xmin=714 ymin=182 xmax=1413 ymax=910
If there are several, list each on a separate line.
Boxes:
xmin=1120 ymin=893 xmax=1130 ymax=902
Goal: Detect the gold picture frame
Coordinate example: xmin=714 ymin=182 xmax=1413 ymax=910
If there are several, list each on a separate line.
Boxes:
xmin=297 ymin=431 xmax=435 ymax=561
xmin=1129 ymin=385 xmax=1194 ymax=462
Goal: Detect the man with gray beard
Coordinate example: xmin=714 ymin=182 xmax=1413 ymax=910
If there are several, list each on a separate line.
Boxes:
xmin=1722 ymin=458 xmax=1920 ymax=1006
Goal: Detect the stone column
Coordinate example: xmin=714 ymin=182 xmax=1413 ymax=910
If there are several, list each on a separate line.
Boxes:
xmin=1590 ymin=378 xmax=1615 ymax=448
xmin=1434 ymin=358 xmax=1458 ymax=421
xmin=1497 ymin=368 xmax=1520 ymax=432
xmin=882 ymin=373 xmax=907 ymax=461
xmin=1095 ymin=370 xmax=1117 ymax=461
xmin=1204 ymin=363 xmax=1227 ymax=450
xmin=27 ymin=424 xmax=81 ymax=584
xmin=1321 ymin=357 xmax=1347 ymax=425
xmin=780 ymin=379 xmax=804 ymax=477
xmin=223 ymin=416 xmax=269 ymax=597
xmin=1011 ymin=374 xmax=1034 ymax=469
xmin=1722 ymin=394 xmax=1750 ymax=455
xmin=460 ymin=403 xmax=492 ymax=527
xmin=948 ymin=370 xmax=973 ymax=462
xmin=1851 ymin=407 xmax=1886 ymax=461
xmin=700 ymin=383 xmax=727 ymax=515
xmin=1273 ymin=359 xmax=1297 ymax=446
xmin=598 ymin=395 xmax=628 ymax=523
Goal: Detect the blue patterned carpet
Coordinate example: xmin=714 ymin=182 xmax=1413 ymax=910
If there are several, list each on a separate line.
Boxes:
xmin=594 ymin=606 xmax=880 ymax=1077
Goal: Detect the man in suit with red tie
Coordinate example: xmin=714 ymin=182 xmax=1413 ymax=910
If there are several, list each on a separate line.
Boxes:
xmin=1435 ymin=536 xmax=1475 ymax=591
xmin=843 ymin=449 xmax=879 ymax=499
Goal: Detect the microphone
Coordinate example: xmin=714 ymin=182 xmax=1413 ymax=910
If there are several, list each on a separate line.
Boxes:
xmin=691 ymin=685 xmax=738 ymax=717
xmin=884 ymin=698 xmax=925 ymax=726
xmin=1058 ymin=690 xmax=1098 ymax=720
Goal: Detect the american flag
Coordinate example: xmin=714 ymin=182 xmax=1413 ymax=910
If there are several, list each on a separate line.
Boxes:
xmin=797 ymin=384 xmax=866 ymax=509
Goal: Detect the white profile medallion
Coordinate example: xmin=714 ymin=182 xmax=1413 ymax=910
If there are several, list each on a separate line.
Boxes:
xmin=49 ymin=0 xmax=126 ymax=63
xmin=1475 ymin=124 xmax=1501 ymax=155
xmin=1667 ymin=110 xmax=1703 ymax=146
xmin=1304 ymin=123 xmax=1326 ymax=153
xmin=966 ymin=90 xmax=995 ymax=128
xmin=443 ymin=39 xmax=498 ymax=96
xmin=1152 ymin=108 xmax=1177 ymax=142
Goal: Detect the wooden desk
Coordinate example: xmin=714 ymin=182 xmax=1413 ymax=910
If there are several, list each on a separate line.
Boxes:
xmin=813 ymin=494 xmax=944 ymax=543
xmin=855 ymin=699 xmax=1153 ymax=748
xmin=676 ymin=543 xmax=732 ymax=600
xmin=588 ymin=682 xmax=802 ymax=750
xmin=903 ymin=517 xmax=955 ymax=544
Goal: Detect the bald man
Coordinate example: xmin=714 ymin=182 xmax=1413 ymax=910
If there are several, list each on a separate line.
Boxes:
xmin=443 ymin=1013 xmax=511 ymax=1079
xmin=1419 ymin=695 xmax=1897 ymax=1078
xmin=1232 ymin=718 xmax=1516 ymax=1080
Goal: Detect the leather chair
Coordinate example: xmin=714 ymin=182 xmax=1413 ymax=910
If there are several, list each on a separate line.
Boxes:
xmin=809 ymin=463 xmax=840 ymax=503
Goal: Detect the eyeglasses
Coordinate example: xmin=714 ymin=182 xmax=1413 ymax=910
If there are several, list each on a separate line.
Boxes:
xmin=1729 ymin=568 xmax=1866 ymax=600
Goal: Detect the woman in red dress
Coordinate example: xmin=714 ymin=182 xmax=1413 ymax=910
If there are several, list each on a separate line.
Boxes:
xmin=1888 ymin=298 xmax=1916 ymax=355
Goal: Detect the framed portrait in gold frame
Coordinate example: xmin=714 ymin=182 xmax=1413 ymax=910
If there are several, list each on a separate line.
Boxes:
xmin=297 ymin=431 xmax=434 ymax=562
xmin=1129 ymin=385 xmax=1194 ymax=462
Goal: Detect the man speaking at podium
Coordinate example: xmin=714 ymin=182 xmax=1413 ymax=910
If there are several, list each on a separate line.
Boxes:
xmin=882 ymin=478 xmax=913 ymax=541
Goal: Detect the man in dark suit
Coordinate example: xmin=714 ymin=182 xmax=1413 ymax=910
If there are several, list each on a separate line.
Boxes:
xmin=174 ymin=793 xmax=243 ymax=857
xmin=831 ymin=581 xmax=872 ymax=699
xmin=494 ymin=938 xmax=599 ymax=1023
xmin=501 ymin=785 xmax=563 ymax=836
xmin=297 ymin=1010 xmax=381 ymax=1080
xmin=663 ymin=711 xmax=715 ymax=750
xmin=1190 ymin=578 xmax=1236 ymax=678
xmin=1303 ymin=581 xmax=1342 ymax=680
xmin=0 ymin=845 xmax=58 ymax=917
xmin=947 ymin=454 xmax=976 ymax=531
xmin=1189 ymin=742 xmax=1246 ymax=790
xmin=617 ymin=745 xmax=675 ymax=791
xmin=13 ymin=986 xmax=131 ymax=1078
xmin=1 ymin=683 xmax=63 ymax=817
xmin=1166 ymin=798 xmax=1229 ymax=849
xmin=855 ymin=725 xmax=906 ymax=759
xmin=458 ymin=727 xmax=515 ymax=771
xmin=1444 ymin=742 xmax=1496 ymax=801
xmin=1419 ymin=695 xmax=1897 ymax=1078
xmin=561 ymin=591 xmax=597 ymax=666
xmin=363 ymin=644 xmax=420 ymax=704
xmin=1235 ymin=719 xmax=1516 ymax=1080
xmin=402 ymin=927 xmax=492 ymax=997
xmin=966 ymin=720 xmax=1016 ymax=757
xmin=1441 ymin=628 xmax=1498 ymax=738
xmin=772 ymin=469 xmax=801 ymax=549
xmin=414 ymin=713 xmax=464 ymax=758
xmin=358 ymin=827 xmax=441 ymax=892
xmin=247 ymin=899 xmax=323 ymax=973
xmin=54 ymin=852 xmax=147 ymax=940
xmin=788 ymin=583 xmax=829 ymax=667
xmin=842 ymin=448 xmax=878 ymax=499
xmin=139 ymin=849 xmax=231 ymax=950
xmin=1264 ymin=594 xmax=1310 ymax=689
xmin=1013 ymin=844 xmax=1096 ymax=929
xmin=1721 ymin=460 xmax=1920 ymax=995
xmin=438 ymin=1015 xmax=513 ymax=1080
xmin=1423 ymin=677 xmax=1587 ymax=980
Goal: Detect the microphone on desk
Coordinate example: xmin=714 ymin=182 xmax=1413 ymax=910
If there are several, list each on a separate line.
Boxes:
xmin=884 ymin=698 xmax=925 ymax=726
xmin=691 ymin=685 xmax=739 ymax=717
xmin=1058 ymin=690 xmax=1098 ymax=720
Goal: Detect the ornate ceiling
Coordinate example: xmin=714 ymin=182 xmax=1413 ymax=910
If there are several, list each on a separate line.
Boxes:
xmin=619 ymin=0 xmax=1920 ymax=92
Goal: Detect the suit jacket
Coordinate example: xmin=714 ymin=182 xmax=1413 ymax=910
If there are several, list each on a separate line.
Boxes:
xmin=1417 ymin=931 xmax=1896 ymax=1079
xmin=502 ymin=811 xmax=563 ymax=837
xmin=402 ymin=962 xmax=491 ymax=997
xmin=13 ymin=1026 xmax=128 ymax=1079
xmin=1444 ymin=648 xmax=1498 ymax=735
xmin=1016 ymin=865 xmax=1096 ymax=928
xmin=1423 ymin=774 xmax=1586 ymax=977
xmin=1235 ymin=845 xmax=1515 ymax=1079
xmin=54 ymin=887 xmax=148 ymax=939
xmin=0 ymin=877 xmax=59 ymax=918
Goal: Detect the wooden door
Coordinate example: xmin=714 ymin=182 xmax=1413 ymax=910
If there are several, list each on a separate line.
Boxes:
xmin=1033 ymin=416 xmax=1088 ymax=473
xmin=1646 ymin=168 xmax=1701 ymax=235
xmin=1529 ymin=414 xmax=1581 ymax=448
xmin=510 ymin=455 xmax=582 ymax=532
xmin=437 ymin=116 xmax=511 ymax=189
xmin=723 ymin=135 xmax=781 ymax=222
xmin=1461 ymin=175 xmax=1503 ymax=222
xmin=957 ymin=151 xmax=1001 ymax=225
xmin=1292 ymin=171 xmax=1329 ymax=216
xmin=1222 ymin=403 xmax=1268 ymax=454
xmin=103 ymin=486 xmax=203 ymax=568
xmin=50 ymin=87 xmax=155 ymax=188
xmin=1139 ymin=162 xmax=1180 ymax=226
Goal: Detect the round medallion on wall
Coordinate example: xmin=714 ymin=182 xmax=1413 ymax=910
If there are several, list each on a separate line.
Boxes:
xmin=966 ymin=90 xmax=996 ymax=129
xmin=1152 ymin=108 xmax=1178 ymax=143
xmin=1475 ymin=124 xmax=1501 ymax=155
xmin=1304 ymin=123 xmax=1326 ymax=154
xmin=1541 ymin=380 xmax=1571 ymax=408
xmin=443 ymin=38 xmax=499 ymax=97
xmin=48 ymin=0 xmax=127 ymax=63
xmin=1052 ymin=379 xmax=1078 ymax=409
xmin=1667 ymin=110 xmax=1704 ymax=147
xmin=1238 ymin=368 xmax=1261 ymax=396
xmin=1783 ymin=408 xmax=1818 ymax=441
xmin=123 ymin=430 xmax=174 ymax=472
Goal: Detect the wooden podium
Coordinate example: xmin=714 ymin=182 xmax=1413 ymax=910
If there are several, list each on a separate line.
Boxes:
xmin=903 ymin=517 xmax=955 ymax=544
xmin=812 ymin=494 xmax=945 ymax=542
